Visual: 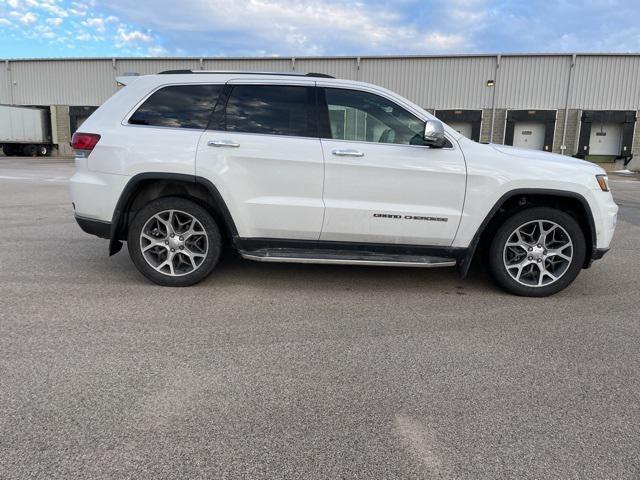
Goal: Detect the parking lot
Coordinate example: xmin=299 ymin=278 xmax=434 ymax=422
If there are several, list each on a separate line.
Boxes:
xmin=1 ymin=156 xmax=639 ymax=479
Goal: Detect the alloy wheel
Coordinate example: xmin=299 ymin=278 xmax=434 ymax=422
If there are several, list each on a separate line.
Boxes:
xmin=503 ymin=219 xmax=573 ymax=287
xmin=139 ymin=209 xmax=208 ymax=277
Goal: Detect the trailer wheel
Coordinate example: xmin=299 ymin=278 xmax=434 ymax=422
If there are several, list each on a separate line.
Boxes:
xmin=37 ymin=145 xmax=49 ymax=156
xmin=2 ymin=144 xmax=16 ymax=156
xmin=22 ymin=144 xmax=38 ymax=156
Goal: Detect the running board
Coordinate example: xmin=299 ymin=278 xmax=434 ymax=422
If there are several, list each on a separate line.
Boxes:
xmin=239 ymin=248 xmax=457 ymax=268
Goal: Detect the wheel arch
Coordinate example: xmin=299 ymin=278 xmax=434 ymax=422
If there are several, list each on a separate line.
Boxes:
xmin=457 ymin=188 xmax=596 ymax=277
xmin=108 ymin=173 xmax=238 ymax=255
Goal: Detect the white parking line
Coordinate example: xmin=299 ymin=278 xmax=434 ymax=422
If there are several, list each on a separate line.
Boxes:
xmin=0 ymin=174 xmax=68 ymax=182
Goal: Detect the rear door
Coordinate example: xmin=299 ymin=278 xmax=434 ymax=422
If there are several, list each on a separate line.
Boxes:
xmin=317 ymin=85 xmax=466 ymax=246
xmin=195 ymin=80 xmax=324 ymax=240
xmin=102 ymin=83 xmax=223 ymax=177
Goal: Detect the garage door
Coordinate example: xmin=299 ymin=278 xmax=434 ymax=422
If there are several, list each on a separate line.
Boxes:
xmin=512 ymin=122 xmax=546 ymax=150
xmin=447 ymin=121 xmax=473 ymax=139
xmin=588 ymin=123 xmax=623 ymax=156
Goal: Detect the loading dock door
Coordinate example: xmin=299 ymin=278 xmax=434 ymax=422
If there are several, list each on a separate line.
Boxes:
xmin=588 ymin=123 xmax=623 ymax=156
xmin=576 ymin=110 xmax=636 ymax=160
xmin=447 ymin=121 xmax=473 ymax=139
xmin=504 ymin=110 xmax=556 ymax=152
xmin=435 ymin=110 xmax=482 ymax=142
xmin=512 ymin=122 xmax=546 ymax=150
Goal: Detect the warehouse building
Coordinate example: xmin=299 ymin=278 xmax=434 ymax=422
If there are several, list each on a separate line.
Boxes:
xmin=1 ymin=53 xmax=639 ymax=170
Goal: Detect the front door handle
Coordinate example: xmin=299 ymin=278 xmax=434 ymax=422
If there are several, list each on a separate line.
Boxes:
xmin=332 ymin=149 xmax=364 ymax=157
xmin=208 ymin=140 xmax=240 ymax=148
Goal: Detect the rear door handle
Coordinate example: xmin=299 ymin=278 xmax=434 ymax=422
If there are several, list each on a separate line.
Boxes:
xmin=208 ymin=140 xmax=240 ymax=148
xmin=332 ymin=149 xmax=364 ymax=157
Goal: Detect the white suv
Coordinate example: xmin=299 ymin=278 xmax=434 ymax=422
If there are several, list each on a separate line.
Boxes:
xmin=70 ymin=70 xmax=618 ymax=296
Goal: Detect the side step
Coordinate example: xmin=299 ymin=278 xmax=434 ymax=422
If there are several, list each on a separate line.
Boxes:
xmin=239 ymin=248 xmax=457 ymax=268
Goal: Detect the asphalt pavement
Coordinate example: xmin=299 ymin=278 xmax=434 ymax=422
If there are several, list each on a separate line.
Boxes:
xmin=1 ymin=157 xmax=639 ymax=479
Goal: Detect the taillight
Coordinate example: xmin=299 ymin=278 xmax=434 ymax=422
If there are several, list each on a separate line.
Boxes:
xmin=71 ymin=132 xmax=101 ymax=151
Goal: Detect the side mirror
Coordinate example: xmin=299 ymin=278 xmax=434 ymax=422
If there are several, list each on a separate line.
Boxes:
xmin=424 ymin=120 xmax=447 ymax=148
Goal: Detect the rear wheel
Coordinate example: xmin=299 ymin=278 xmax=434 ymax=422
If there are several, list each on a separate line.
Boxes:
xmin=2 ymin=144 xmax=16 ymax=156
xmin=23 ymin=144 xmax=37 ymax=156
xmin=488 ymin=207 xmax=586 ymax=297
xmin=127 ymin=197 xmax=222 ymax=286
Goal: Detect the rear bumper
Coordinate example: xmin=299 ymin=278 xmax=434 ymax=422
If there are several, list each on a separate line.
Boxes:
xmin=584 ymin=248 xmax=609 ymax=269
xmin=592 ymin=248 xmax=609 ymax=261
xmin=75 ymin=215 xmax=111 ymax=239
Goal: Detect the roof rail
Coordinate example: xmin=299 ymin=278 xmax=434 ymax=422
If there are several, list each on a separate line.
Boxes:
xmin=157 ymin=69 xmax=335 ymax=79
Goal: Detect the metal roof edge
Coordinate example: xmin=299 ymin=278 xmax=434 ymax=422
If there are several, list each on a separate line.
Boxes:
xmin=2 ymin=52 xmax=640 ymax=63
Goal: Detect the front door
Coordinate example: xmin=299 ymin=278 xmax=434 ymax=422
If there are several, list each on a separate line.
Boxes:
xmin=317 ymin=86 xmax=466 ymax=246
xmin=195 ymin=81 xmax=324 ymax=240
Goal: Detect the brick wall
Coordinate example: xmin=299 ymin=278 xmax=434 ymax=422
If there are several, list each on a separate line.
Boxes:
xmin=51 ymin=105 xmax=73 ymax=156
xmin=479 ymin=108 xmax=506 ymax=144
xmin=628 ymin=110 xmax=640 ymax=171
xmin=553 ymin=109 xmax=581 ymax=156
xmin=491 ymin=109 xmax=506 ymax=143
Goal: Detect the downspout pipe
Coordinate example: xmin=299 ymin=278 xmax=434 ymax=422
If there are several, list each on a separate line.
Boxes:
xmin=6 ymin=60 xmax=14 ymax=104
xmin=489 ymin=54 xmax=500 ymax=143
xmin=561 ymin=54 xmax=576 ymax=155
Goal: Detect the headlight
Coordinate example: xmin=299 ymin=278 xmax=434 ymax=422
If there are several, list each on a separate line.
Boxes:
xmin=596 ymin=174 xmax=610 ymax=192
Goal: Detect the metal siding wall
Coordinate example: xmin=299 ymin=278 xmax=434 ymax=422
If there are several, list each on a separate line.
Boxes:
xmin=570 ymin=56 xmax=640 ymax=110
xmin=116 ymin=58 xmax=200 ymax=76
xmin=2 ymin=55 xmax=640 ymax=111
xmin=10 ymin=60 xmax=115 ymax=106
xmin=0 ymin=62 xmax=10 ymax=104
xmin=497 ymin=56 xmax=570 ymax=108
xmin=202 ymin=58 xmax=292 ymax=72
xmin=359 ymin=56 xmax=495 ymax=109
xmin=294 ymin=58 xmax=357 ymax=80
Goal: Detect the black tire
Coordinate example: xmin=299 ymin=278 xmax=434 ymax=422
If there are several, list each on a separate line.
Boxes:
xmin=127 ymin=197 xmax=222 ymax=287
xmin=37 ymin=145 xmax=49 ymax=156
xmin=23 ymin=144 xmax=37 ymax=156
xmin=488 ymin=207 xmax=586 ymax=297
xmin=2 ymin=144 xmax=16 ymax=156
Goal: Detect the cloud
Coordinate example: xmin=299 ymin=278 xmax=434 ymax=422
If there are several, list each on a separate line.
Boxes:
xmin=99 ymin=0 xmax=473 ymax=55
xmin=3 ymin=0 xmax=640 ymax=58
xmin=83 ymin=16 xmax=105 ymax=31
xmin=116 ymin=26 xmax=153 ymax=43
xmin=45 ymin=16 xmax=62 ymax=26
xmin=18 ymin=11 xmax=36 ymax=24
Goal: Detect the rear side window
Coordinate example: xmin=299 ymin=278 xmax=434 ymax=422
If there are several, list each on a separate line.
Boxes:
xmin=129 ymin=84 xmax=222 ymax=129
xmin=224 ymin=85 xmax=315 ymax=137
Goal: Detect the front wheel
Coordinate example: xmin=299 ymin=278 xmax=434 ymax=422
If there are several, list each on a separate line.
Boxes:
xmin=127 ymin=197 xmax=222 ymax=286
xmin=488 ymin=207 xmax=586 ymax=297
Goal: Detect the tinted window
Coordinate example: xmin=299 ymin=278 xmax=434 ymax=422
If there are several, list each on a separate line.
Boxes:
xmin=224 ymin=85 xmax=314 ymax=137
xmin=324 ymin=88 xmax=425 ymax=146
xmin=129 ymin=84 xmax=222 ymax=129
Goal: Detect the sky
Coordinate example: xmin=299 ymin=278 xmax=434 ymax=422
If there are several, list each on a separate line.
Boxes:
xmin=1 ymin=0 xmax=640 ymax=58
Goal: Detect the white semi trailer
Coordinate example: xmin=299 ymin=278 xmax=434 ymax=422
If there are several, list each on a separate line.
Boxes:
xmin=0 ymin=105 xmax=52 ymax=156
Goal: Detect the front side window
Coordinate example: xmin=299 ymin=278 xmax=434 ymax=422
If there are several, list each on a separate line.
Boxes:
xmin=129 ymin=84 xmax=223 ymax=129
xmin=324 ymin=88 xmax=426 ymax=146
xmin=224 ymin=85 xmax=314 ymax=137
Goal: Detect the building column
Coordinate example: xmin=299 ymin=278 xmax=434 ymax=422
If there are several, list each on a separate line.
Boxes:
xmin=50 ymin=105 xmax=73 ymax=156
xmin=627 ymin=110 xmax=640 ymax=172
xmin=480 ymin=109 xmax=506 ymax=144
xmin=555 ymin=109 xmax=580 ymax=156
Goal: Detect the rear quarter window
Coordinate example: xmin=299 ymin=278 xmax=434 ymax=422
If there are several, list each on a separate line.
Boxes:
xmin=129 ymin=84 xmax=223 ymax=129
